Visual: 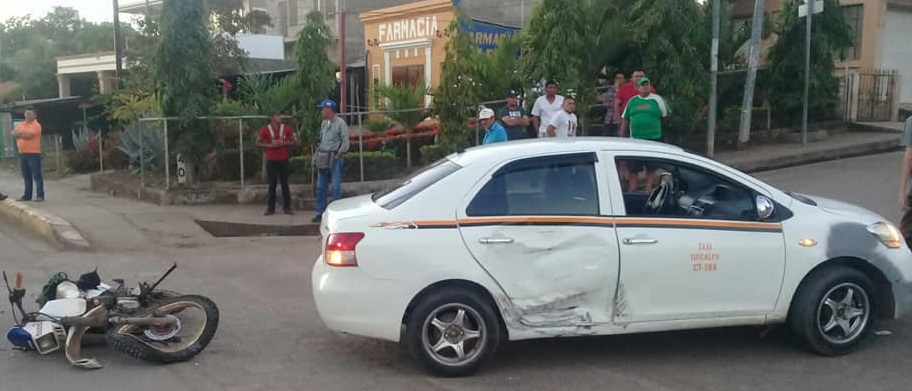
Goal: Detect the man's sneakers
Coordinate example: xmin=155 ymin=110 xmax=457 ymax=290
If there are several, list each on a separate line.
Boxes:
xmin=0 ymin=193 xmax=7 ymax=201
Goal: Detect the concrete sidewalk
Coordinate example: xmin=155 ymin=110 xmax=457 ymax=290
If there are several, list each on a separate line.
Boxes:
xmin=0 ymin=128 xmax=904 ymax=248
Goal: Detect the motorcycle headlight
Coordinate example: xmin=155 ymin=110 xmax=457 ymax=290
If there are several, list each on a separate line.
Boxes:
xmin=867 ymin=222 xmax=903 ymax=249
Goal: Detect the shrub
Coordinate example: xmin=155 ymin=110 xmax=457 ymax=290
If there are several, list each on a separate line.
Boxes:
xmin=289 ymin=151 xmax=401 ymax=183
xmin=217 ymin=149 xmax=262 ymax=181
xmin=341 ymin=151 xmax=400 ymax=182
xmin=66 ymin=149 xmax=100 ymax=173
xmin=419 ymin=144 xmax=451 ymax=165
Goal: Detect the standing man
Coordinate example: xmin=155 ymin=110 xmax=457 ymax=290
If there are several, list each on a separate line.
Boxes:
xmin=616 ymin=70 xmax=656 ymax=137
xmin=621 ymin=77 xmax=670 ymax=192
xmin=256 ymin=111 xmax=298 ymax=216
xmin=531 ymin=80 xmax=565 ymax=138
xmin=313 ymin=99 xmax=350 ymax=224
xmin=12 ymin=106 xmax=44 ymax=202
xmin=598 ymin=72 xmax=625 ymax=136
xmin=546 ymin=96 xmax=578 ymax=138
xmin=897 ymin=113 xmax=912 ymax=245
xmin=479 ymin=108 xmax=508 ymax=145
xmin=499 ymin=90 xmax=530 ymax=140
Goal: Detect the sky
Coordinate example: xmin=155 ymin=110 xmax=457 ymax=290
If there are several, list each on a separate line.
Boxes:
xmin=0 ymin=0 xmax=122 ymax=24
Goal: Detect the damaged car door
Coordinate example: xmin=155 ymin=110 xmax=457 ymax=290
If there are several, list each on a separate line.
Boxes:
xmin=457 ymin=152 xmax=620 ymax=329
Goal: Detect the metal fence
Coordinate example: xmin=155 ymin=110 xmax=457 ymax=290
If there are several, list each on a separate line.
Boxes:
xmin=855 ymin=69 xmax=898 ymax=122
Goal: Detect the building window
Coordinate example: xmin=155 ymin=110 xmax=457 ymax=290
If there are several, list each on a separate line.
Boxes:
xmin=391 ymin=65 xmax=425 ymax=88
xmin=841 ymin=4 xmax=863 ymax=61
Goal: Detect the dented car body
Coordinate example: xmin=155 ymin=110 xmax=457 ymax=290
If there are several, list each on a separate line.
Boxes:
xmin=311 ymin=137 xmax=912 ymax=376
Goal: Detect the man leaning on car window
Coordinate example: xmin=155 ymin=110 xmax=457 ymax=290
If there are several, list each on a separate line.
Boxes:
xmin=898 ymin=113 xmax=912 ymax=244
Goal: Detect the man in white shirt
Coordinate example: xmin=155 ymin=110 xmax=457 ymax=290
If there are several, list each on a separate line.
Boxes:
xmin=531 ymin=80 xmax=565 ymax=138
xmin=546 ymin=96 xmax=578 ymax=138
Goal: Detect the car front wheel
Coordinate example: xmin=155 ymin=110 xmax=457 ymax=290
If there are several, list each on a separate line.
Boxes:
xmin=405 ymin=287 xmax=501 ymax=377
xmin=789 ymin=266 xmax=876 ymax=356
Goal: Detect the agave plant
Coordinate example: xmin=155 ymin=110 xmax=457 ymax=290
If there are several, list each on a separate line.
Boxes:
xmin=116 ymin=124 xmax=166 ymax=175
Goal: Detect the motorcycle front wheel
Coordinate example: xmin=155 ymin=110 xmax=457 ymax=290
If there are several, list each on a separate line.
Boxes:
xmin=105 ymin=295 xmax=219 ymax=364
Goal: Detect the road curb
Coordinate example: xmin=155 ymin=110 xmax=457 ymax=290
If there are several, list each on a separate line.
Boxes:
xmin=0 ymin=199 xmax=91 ymax=251
xmin=726 ymin=138 xmax=902 ymax=174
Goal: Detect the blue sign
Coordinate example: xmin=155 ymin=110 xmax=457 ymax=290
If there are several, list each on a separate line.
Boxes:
xmin=458 ymin=19 xmax=519 ymax=53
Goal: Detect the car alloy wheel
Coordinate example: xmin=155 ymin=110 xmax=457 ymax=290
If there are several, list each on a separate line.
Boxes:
xmin=788 ymin=265 xmax=876 ymax=356
xmin=816 ymin=282 xmax=870 ymax=345
xmin=405 ymin=288 xmax=501 ymax=377
xmin=421 ymin=303 xmax=487 ymax=367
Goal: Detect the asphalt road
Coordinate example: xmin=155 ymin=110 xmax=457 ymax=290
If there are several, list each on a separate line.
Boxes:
xmin=0 ymin=151 xmax=909 ymax=391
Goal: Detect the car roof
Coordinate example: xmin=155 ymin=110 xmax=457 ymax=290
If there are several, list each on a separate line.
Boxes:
xmin=448 ymin=137 xmax=687 ymax=167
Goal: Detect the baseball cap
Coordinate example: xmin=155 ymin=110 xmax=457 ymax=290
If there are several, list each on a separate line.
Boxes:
xmin=317 ymin=99 xmax=338 ymax=110
xmin=506 ymin=90 xmax=519 ymax=98
xmin=637 ymin=77 xmax=651 ymax=86
xmin=478 ymin=108 xmax=495 ymax=120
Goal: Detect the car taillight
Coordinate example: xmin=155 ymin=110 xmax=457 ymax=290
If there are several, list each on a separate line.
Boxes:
xmin=325 ymin=232 xmax=365 ymax=267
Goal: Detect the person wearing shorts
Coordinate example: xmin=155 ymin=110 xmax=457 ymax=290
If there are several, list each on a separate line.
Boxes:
xmin=621 ymin=77 xmax=669 ymax=192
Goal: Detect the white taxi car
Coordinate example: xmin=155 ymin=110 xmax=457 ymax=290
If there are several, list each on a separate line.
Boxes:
xmin=311 ymin=137 xmax=912 ymax=377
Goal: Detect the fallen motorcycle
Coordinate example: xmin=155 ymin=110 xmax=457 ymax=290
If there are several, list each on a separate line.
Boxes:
xmin=4 ymin=263 xmax=219 ymax=369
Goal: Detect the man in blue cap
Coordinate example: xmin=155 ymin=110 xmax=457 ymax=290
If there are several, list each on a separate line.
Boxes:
xmin=312 ymin=99 xmax=350 ymax=224
xmin=499 ymin=90 xmax=530 ymax=140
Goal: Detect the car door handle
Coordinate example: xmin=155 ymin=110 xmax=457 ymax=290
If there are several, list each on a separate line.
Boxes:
xmin=479 ymin=237 xmax=514 ymax=244
xmin=623 ymin=238 xmax=658 ymax=245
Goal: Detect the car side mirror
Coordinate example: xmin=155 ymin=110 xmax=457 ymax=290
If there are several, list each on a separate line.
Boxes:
xmin=756 ymin=195 xmax=774 ymax=220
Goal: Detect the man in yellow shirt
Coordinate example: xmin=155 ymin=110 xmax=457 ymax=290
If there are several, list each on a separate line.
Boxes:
xmin=11 ymin=107 xmax=44 ymax=202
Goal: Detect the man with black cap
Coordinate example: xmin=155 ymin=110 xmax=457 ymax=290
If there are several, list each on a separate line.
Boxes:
xmin=312 ymin=99 xmax=350 ymax=224
xmin=256 ymin=111 xmax=298 ymax=215
xmin=499 ymin=90 xmax=530 ymax=140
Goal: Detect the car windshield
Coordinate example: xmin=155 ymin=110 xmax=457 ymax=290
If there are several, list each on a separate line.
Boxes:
xmin=372 ymin=158 xmax=463 ymax=209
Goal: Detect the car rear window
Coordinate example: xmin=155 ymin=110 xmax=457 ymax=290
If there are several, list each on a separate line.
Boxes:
xmin=372 ymin=159 xmax=463 ymax=209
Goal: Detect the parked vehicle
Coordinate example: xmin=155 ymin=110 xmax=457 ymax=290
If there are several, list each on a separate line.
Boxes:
xmin=4 ymin=263 xmax=219 ymax=369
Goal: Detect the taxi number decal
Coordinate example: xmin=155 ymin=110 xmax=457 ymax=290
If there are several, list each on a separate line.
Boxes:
xmin=691 ymin=243 xmax=719 ymax=272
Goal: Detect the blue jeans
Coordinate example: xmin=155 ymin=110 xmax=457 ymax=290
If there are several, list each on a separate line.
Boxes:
xmin=19 ymin=153 xmax=44 ymax=200
xmin=315 ymin=156 xmax=343 ymax=215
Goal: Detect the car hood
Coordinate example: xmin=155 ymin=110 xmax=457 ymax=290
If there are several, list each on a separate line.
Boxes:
xmin=795 ymin=193 xmax=883 ymax=222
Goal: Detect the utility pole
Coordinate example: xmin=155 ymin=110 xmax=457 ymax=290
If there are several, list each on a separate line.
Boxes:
xmin=707 ymin=0 xmax=720 ymax=157
xmin=801 ymin=0 xmax=814 ymax=146
xmin=738 ymin=0 xmax=765 ymax=147
xmin=113 ymin=0 xmax=123 ymax=89
xmin=340 ymin=9 xmax=346 ymax=115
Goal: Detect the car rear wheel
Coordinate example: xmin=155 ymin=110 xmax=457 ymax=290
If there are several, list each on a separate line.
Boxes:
xmin=788 ymin=266 xmax=875 ymax=356
xmin=405 ymin=287 xmax=501 ymax=377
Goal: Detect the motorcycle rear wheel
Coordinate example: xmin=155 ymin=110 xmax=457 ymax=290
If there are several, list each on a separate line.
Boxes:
xmin=105 ymin=295 xmax=219 ymax=364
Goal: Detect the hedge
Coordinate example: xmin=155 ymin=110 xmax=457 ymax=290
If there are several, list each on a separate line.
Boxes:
xmin=289 ymin=151 xmax=401 ymax=183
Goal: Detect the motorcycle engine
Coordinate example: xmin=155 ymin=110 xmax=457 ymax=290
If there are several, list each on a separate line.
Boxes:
xmin=115 ymin=297 xmax=140 ymax=313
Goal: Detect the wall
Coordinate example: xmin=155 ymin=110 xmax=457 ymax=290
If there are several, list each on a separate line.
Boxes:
xmin=361 ymin=0 xmax=456 ymax=108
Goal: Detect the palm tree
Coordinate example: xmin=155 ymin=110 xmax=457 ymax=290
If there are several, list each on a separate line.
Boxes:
xmin=373 ymin=81 xmax=430 ymax=169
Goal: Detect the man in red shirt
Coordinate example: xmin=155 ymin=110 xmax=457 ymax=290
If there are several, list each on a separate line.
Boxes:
xmin=256 ymin=111 xmax=299 ymax=215
xmin=615 ymin=70 xmax=657 ymax=137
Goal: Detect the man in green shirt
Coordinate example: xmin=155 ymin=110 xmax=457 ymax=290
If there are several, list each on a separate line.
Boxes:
xmin=621 ymin=77 xmax=670 ymax=192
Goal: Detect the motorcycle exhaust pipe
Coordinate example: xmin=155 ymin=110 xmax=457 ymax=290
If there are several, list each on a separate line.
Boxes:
xmin=61 ymin=313 xmax=177 ymax=328
xmin=108 ymin=315 xmax=178 ymax=327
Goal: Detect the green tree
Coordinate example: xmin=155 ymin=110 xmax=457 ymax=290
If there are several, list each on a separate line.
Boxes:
xmin=154 ymin=0 xmax=216 ymax=178
xmin=432 ymin=12 xmax=489 ymax=148
xmin=288 ymin=11 xmax=337 ymax=146
xmin=622 ymin=0 xmax=708 ymax=139
xmin=520 ymin=0 xmax=631 ymax=133
xmin=765 ymin=0 xmax=851 ymax=125
xmin=375 ymin=81 xmax=430 ymax=168
xmin=0 ymin=7 xmax=136 ymax=100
